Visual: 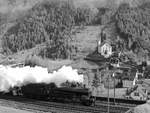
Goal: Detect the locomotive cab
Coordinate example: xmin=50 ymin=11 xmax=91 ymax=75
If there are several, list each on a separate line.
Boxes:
xmin=81 ymin=90 xmax=96 ymax=106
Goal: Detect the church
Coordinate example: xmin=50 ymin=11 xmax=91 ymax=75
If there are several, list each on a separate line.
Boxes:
xmin=97 ymin=31 xmax=113 ymax=58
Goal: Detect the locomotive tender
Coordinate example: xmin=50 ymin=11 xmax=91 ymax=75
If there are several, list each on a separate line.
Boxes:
xmin=10 ymin=83 xmax=95 ymax=106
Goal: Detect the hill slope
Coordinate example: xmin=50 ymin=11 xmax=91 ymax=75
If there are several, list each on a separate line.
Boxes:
xmin=1 ymin=0 xmax=150 ymax=65
xmin=0 ymin=25 xmax=100 ymax=61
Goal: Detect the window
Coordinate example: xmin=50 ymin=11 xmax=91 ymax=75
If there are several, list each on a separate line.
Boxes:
xmin=134 ymin=92 xmax=139 ymax=96
xmin=147 ymin=92 xmax=150 ymax=95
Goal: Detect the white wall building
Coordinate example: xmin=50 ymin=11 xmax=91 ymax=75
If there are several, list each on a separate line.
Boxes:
xmin=98 ymin=41 xmax=112 ymax=58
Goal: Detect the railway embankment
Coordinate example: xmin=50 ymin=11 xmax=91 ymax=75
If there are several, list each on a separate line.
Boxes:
xmin=0 ymin=94 xmax=134 ymax=113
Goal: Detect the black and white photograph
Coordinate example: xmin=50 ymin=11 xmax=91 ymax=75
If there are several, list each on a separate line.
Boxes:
xmin=0 ymin=0 xmax=150 ymax=113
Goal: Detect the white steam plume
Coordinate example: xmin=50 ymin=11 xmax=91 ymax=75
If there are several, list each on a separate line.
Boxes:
xmin=0 ymin=65 xmax=83 ymax=92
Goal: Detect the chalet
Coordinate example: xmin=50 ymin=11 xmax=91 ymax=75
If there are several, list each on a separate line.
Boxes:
xmin=129 ymin=85 xmax=148 ymax=100
xmin=126 ymin=79 xmax=150 ymax=101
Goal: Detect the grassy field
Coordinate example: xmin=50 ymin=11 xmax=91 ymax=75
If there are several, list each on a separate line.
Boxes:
xmin=73 ymin=26 xmax=101 ymax=57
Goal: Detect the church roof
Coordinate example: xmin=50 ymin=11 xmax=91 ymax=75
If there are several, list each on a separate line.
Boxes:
xmin=100 ymin=41 xmax=112 ymax=47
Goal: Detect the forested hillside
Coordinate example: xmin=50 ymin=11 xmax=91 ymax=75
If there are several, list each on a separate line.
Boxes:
xmin=114 ymin=2 xmax=150 ymax=60
xmin=2 ymin=1 xmax=73 ymax=59
xmin=97 ymin=1 xmax=150 ymax=63
xmin=1 ymin=0 xmax=150 ymax=64
xmin=116 ymin=2 xmax=150 ymax=50
xmin=1 ymin=1 xmax=98 ymax=60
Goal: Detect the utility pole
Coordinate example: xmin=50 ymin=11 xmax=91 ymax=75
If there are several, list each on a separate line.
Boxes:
xmin=108 ymin=73 xmax=110 ymax=113
xmin=106 ymin=66 xmax=110 ymax=113
xmin=113 ymin=72 xmax=116 ymax=104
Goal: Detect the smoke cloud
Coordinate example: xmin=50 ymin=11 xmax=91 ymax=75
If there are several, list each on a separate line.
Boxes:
xmin=0 ymin=65 xmax=83 ymax=92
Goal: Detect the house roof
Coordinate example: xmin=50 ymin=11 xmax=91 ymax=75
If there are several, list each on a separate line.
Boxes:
xmin=126 ymin=85 xmax=138 ymax=95
xmin=142 ymin=79 xmax=150 ymax=85
xmin=100 ymin=41 xmax=112 ymax=47
xmin=137 ymin=85 xmax=147 ymax=97
xmin=85 ymin=52 xmax=106 ymax=62
xmin=127 ymin=85 xmax=147 ymax=97
xmin=128 ymin=82 xmax=150 ymax=97
xmin=141 ymin=79 xmax=150 ymax=91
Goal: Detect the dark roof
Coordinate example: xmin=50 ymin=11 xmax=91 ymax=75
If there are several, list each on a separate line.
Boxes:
xmin=100 ymin=41 xmax=111 ymax=47
xmin=85 ymin=53 xmax=106 ymax=62
xmin=142 ymin=79 xmax=150 ymax=86
xmin=126 ymin=85 xmax=138 ymax=95
xmin=118 ymin=63 xmax=133 ymax=69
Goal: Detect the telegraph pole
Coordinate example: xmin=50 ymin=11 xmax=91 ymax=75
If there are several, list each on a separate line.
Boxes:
xmin=108 ymin=73 xmax=110 ymax=113
xmin=113 ymin=72 xmax=116 ymax=104
xmin=106 ymin=65 xmax=110 ymax=113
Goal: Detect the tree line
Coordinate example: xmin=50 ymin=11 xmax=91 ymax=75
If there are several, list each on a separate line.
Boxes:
xmin=3 ymin=0 xmax=150 ymax=60
xmin=115 ymin=2 xmax=150 ymax=53
xmin=1 ymin=0 xmax=105 ymax=59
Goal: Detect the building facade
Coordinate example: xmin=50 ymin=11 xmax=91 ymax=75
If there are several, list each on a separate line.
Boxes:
xmin=98 ymin=41 xmax=113 ymax=58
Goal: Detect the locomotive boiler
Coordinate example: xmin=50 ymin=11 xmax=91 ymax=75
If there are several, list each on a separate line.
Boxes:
xmin=10 ymin=83 xmax=95 ymax=106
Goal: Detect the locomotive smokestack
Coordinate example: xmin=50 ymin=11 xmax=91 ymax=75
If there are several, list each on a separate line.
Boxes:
xmin=0 ymin=65 xmax=83 ymax=92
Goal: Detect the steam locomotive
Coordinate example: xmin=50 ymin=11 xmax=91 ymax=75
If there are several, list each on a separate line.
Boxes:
xmin=9 ymin=83 xmax=95 ymax=106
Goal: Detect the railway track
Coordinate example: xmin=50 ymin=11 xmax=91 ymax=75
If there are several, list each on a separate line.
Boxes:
xmin=96 ymin=96 xmax=146 ymax=105
xmin=0 ymin=95 xmax=132 ymax=113
xmin=96 ymin=100 xmax=136 ymax=108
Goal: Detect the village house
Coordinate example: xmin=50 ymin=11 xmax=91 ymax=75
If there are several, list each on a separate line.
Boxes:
xmin=123 ymin=72 xmax=143 ymax=87
xmin=125 ymin=79 xmax=150 ymax=101
xmin=120 ymin=66 xmax=144 ymax=88
xmin=130 ymin=85 xmax=147 ymax=100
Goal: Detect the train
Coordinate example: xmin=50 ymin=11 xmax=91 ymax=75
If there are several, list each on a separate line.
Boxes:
xmin=8 ymin=82 xmax=96 ymax=106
